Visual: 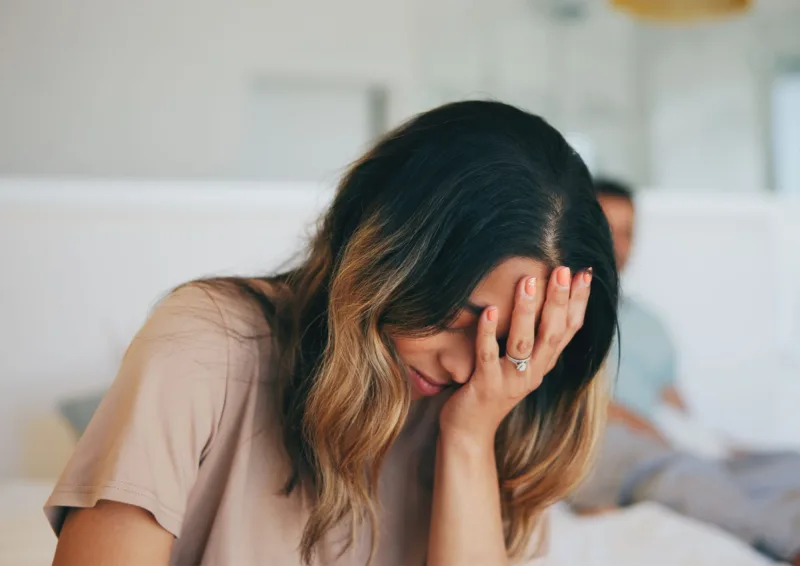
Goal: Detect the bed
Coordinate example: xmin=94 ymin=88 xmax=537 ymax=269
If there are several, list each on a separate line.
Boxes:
xmin=0 ymin=482 xmax=780 ymax=566
xmin=0 ymin=479 xmax=58 ymax=566
xmin=0 ymin=414 xmax=784 ymax=566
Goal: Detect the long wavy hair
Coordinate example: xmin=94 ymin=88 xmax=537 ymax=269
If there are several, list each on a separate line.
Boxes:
xmin=200 ymin=100 xmax=618 ymax=564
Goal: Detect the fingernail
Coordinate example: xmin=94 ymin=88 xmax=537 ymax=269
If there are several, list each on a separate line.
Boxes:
xmin=556 ymin=267 xmax=571 ymax=288
xmin=582 ymin=270 xmax=593 ymax=286
xmin=486 ymin=306 xmax=497 ymax=322
xmin=524 ymin=277 xmax=537 ymax=297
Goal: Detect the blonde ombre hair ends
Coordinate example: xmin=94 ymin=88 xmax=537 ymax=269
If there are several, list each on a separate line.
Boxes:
xmin=202 ymin=101 xmax=620 ymax=564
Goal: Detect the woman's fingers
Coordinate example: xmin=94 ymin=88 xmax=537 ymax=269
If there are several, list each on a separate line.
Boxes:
xmin=561 ymin=269 xmax=592 ymax=348
xmin=503 ymin=276 xmax=537 ymax=367
xmin=567 ymin=269 xmax=592 ymax=332
xmin=474 ymin=306 xmax=500 ymax=382
xmin=530 ymin=267 xmax=571 ymax=376
xmin=473 ymin=267 xmax=590 ymax=398
xmin=542 ymin=268 xmax=592 ymax=373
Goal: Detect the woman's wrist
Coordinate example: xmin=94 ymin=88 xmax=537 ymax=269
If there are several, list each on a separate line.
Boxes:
xmin=430 ymin=421 xmax=507 ymax=566
xmin=438 ymin=425 xmax=497 ymax=461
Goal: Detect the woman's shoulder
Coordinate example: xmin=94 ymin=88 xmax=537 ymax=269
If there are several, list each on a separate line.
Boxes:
xmin=166 ymin=278 xmax=274 ymax=330
xmin=44 ymin=279 xmax=286 ymax=538
xmin=142 ymin=279 xmax=282 ymax=383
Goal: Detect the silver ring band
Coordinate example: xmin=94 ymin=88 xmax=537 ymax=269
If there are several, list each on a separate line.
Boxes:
xmin=506 ymin=353 xmax=531 ymax=372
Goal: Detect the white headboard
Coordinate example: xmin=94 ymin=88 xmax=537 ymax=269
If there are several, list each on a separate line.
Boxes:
xmin=623 ymin=193 xmax=800 ymax=447
xmin=0 ymin=180 xmax=333 ymax=476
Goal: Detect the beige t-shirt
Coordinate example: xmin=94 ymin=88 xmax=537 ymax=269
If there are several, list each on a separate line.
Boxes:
xmin=45 ymin=285 xmax=446 ymax=565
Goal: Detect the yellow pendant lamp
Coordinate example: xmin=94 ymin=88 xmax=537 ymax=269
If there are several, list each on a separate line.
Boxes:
xmin=611 ymin=0 xmax=752 ymax=22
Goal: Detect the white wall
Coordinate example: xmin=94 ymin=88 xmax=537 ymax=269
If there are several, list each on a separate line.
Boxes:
xmin=0 ymin=0 xmax=417 ymax=179
xmin=1 ymin=180 xmax=799 ymax=476
xmin=772 ymin=70 xmax=800 ymax=194
xmin=2 ymin=0 xmax=799 ymax=186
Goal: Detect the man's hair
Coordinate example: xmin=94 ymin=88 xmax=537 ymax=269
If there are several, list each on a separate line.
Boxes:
xmin=594 ymin=177 xmax=634 ymax=201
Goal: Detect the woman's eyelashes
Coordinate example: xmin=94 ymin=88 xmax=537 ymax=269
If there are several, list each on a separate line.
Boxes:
xmin=443 ymin=311 xmax=477 ymax=334
xmin=443 ymin=322 xmax=507 ymax=354
xmin=444 ymin=326 xmax=466 ymax=334
xmin=443 ymin=325 xmax=471 ymax=337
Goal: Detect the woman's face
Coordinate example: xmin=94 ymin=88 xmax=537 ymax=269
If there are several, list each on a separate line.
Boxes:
xmin=392 ymin=257 xmax=551 ymax=400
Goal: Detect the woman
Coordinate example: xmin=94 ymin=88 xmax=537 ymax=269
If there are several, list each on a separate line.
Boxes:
xmin=47 ymin=100 xmax=618 ymax=566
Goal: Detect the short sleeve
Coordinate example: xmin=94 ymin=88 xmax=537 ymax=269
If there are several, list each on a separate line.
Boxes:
xmin=654 ymin=318 xmax=678 ymax=392
xmin=649 ymin=317 xmax=678 ymax=395
xmin=611 ymin=298 xmax=678 ymax=417
xmin=44 ymin=284 xmax=230 ymax=538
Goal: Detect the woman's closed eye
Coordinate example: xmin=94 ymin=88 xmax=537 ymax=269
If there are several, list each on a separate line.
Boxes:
xmin=443 ymin=310 xmax=478 ymax=335
xmin=444 ymin=324 xmax=508 ymax=355
xmin=443 ymin=325 xmax=469 ymax=335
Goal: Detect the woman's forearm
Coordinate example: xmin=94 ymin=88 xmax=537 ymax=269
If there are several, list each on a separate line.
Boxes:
xmin=427 ymin=432 xmax=508 ymax=566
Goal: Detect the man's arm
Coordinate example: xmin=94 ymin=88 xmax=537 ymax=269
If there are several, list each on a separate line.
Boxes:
xmin=661 ymin=385 xmax=687 ymax=412
xmin=607 ymin=402 xmax=667 ymax=444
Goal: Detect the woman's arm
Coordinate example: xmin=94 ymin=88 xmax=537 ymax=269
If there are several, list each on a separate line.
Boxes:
xmin=45 ymin=285 xmax=232 ymax=565
xmin=428 ymin=267 xmax=591 ymax=565
xmin=53 ymin=502 xmax=173 ymax=566
xmin=428 ymin=432 xmax=507 ymax=566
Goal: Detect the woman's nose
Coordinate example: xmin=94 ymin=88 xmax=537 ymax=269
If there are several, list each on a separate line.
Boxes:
xmin=438 ymin=333 xmax=475 ymax=384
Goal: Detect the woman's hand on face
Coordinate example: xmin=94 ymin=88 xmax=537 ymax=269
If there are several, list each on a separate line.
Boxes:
xmin=439 ymin=266 xmax=592 ymax=447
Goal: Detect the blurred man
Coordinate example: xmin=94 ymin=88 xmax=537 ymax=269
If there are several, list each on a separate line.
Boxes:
xmin=594 ymin=179 xmax=685 ymax=434
xmin=570 ymin=178 xmax=800 ymax=565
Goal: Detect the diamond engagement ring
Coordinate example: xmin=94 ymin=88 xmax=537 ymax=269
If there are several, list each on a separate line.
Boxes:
xmin=506 ymin=354 xmax=531 ymax=372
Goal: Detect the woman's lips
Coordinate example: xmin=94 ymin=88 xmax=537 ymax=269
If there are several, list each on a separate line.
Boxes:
xmin=409 ymin=366 xmax=447 ymax=397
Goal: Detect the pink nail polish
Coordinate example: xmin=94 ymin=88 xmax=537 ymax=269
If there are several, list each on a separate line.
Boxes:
xmin=525 ymin=277 xmax=537 ymax=297
xmin=556 ymin=267 xmax=571 ymax=288
xmin=486 ymin=307 xmax=497 ymax=322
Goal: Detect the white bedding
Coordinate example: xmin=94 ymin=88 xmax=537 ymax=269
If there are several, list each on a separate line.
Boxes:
xmin=0 ymin=481 xmax=782 ymax=566
xmin=542 ymin=503 xmax=781 ymax=565
xmin=0 ymin=481 xmax=57 ymax=566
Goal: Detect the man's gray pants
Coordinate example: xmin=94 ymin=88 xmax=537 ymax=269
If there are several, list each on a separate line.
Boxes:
xmin=570 ymin=424 xmax=800 ymax=561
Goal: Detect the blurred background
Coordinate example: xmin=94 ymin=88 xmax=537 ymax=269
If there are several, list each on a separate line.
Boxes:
xmin=1 ymin=1 xmax=800 ymax=563
xmin=0 ymin=0 xmax=798 ymax=483
xmin=1 ymin=0 xmax=800 ymax=189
